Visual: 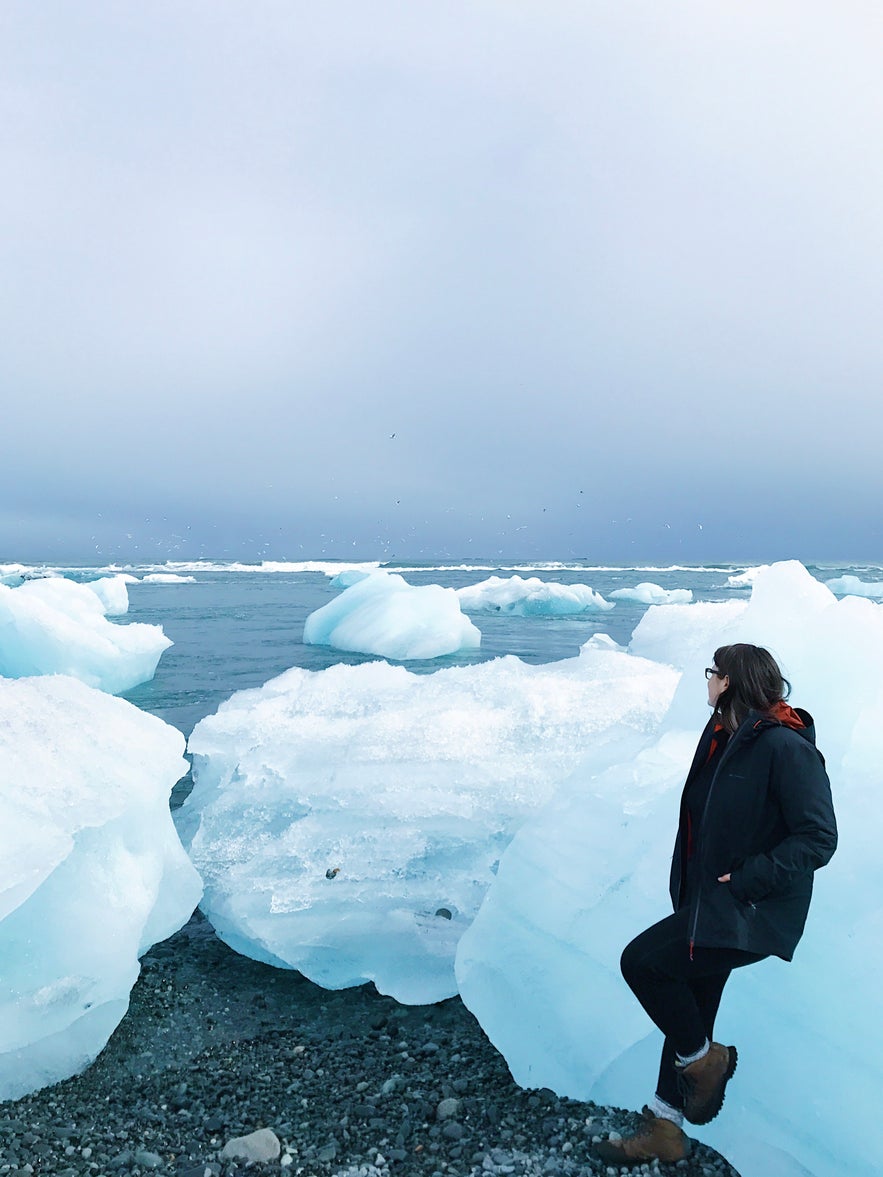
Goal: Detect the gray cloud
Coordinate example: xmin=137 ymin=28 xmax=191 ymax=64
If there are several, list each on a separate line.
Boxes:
xmin=2 ymin=2 xmax=881 ymax=563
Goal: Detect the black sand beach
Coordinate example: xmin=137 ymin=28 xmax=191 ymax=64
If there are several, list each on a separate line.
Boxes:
xmin=0 ymin=912 xmax=740 ymax=1177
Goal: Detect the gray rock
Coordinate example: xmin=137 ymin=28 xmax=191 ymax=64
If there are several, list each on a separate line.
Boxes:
xmin=134 ymin=1149 xmax=164 ymax=1169
xmin=436 ymin=1097 xmax=461 ymax=1120
xmin=220 ymin=1127 xmax=281 ymax=1162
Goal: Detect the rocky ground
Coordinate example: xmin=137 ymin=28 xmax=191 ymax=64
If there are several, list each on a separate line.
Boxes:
xmin=0 ymin=913 xmax=740 ymax=1177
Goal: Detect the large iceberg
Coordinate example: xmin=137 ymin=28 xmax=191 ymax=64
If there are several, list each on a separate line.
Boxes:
xmin=180 ymin=645 xmax=678 ymax=1003
xmin=303 ymin=571 xmax=481 ymax=660
xmin=0 ymin=577 xmax=171 ymax=693
xmin=456 ymin=561 xmax=877 ymax=1177
xmin=0 ymin=675 xmax=202 ymax=1100
xmin=457 ymin=574 xmax=614 ymax=615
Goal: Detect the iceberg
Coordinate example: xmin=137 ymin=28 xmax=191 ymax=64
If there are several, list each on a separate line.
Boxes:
xmin=180 ymin=645 xmax=678 ymax=1003
xmin=0 ymin=576 xmax=171 ymax=693
xmin=456 ymin=575 xmax=614 ymax=615
xmin=456 ymin=561 xmax=877 ymax=1177
xmin=608 ymin=582 xmax=693 ymax=605
xmin=0 ymin=675 xmax=202 ymax=1100
xmin=303 ymin=571 xmax=481 ymax=660
xmin=139 ymin=573 xmax=197 ymax=584
xmin=824 ymin=573 xmax=883 ymax=599
xmin=726 ymin=565 xmax=770 ymax=587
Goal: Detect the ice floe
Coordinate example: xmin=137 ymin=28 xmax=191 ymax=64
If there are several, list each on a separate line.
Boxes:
xmin=304 ymin=571 xmax=481 ymax=660
xmin=0 ymin=577 xmax=171 ymax=693
xmin=608 ymin=582 xmax=692 ymax=605
xmin=456 ymin=575 xmax=614 ymax=615
xmin=823 ymin=573 xmax=883 ymax=599
xmin=139 ymin=573 xmax=197 ymax=584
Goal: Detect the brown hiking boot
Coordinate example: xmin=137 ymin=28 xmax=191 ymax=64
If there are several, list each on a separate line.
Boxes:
xmin=678 ymin=1041 xmax=738 ymax=1125
xmin=593 ymin=1106 xmax=691 ymax=1165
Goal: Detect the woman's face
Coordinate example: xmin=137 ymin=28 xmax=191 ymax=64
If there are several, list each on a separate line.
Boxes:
xmin=707 ymin=666 xmax=729 ymax=708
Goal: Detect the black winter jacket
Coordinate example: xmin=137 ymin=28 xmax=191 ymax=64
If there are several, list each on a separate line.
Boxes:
xmin=669 ymin=707 xmax=837 ymax=961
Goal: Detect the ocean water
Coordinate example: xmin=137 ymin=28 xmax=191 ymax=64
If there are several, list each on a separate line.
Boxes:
xmin=32 ymin=559 xmax=873 ymax=738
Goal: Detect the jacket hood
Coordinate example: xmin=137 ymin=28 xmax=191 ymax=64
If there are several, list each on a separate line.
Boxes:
xmin=767 ymin=701 xmax=807 ymax=730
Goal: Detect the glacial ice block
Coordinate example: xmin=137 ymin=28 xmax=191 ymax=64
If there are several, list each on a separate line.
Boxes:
xmin=0 ymin=675 xmax=202 ymax=1100
xmin=303 ymin=571 xmax=481 ymax=659
xmin=456 ymin=561 xmax=876 ymax=1177
xmin=457 ymin=575 xmax=614 ymax=615
xmin=180 ymin=646 xmax=678 ymax=1003
xmin=0 ymin=576 xmax=171 ymax=692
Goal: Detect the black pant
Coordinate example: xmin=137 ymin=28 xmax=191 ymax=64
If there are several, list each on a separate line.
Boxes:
xmin=620 ymin=907 xmax=766 ymax=1108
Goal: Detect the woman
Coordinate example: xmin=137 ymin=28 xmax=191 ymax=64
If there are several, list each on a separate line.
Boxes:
xmin=596 ymin=644 xmax=837 ymax=1165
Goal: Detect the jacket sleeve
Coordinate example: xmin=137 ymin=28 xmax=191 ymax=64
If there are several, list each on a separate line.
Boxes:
xmin=729 ymin=734 xmax=837 ymax=904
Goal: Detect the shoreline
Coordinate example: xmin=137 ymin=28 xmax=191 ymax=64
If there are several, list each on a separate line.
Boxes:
xmin=0 ymin=912 xmax=739 ymax=1176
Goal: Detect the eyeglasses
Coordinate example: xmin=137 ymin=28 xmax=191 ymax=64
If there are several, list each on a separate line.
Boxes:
xmin=705 ymin=667 xmax=725 ymax=680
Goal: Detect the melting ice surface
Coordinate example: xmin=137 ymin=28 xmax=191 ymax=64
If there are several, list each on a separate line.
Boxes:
xmin=456 ymin=574 xmax=614 ymax=615
xmin=0 ymin=576 xmax=171 ymax=692
xmin=0 ymin=675 xmax=202 ymax=1100
xmin=180 ymin=644 xmax=677 ymax=1002
xmin=456 ymin=561 xmax=877 ymax=1177
xmin=303 ymin=570 xmax=481 ymax=659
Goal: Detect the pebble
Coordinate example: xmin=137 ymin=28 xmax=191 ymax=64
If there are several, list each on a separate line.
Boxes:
xmin=220 ymin=1127 xmax=281 ymax=1162
xmin=436 ymin=1097 xmax=461 ymax=1120
xmin=133 ymin=1149 xmax=163 ymax=1169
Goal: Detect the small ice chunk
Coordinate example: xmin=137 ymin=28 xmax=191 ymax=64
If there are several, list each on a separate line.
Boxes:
xmin=0 ymin=577 xmax=171 ymax=693
xmin=86 ymin=575 xmax=130 ymax=616
xmin=304 ymin=571 xmax=480 ymax=659
xmin=457 ymin=575 xmax=614 ymax=615
xmin=609 ymin=582 xmax=692 ymax=605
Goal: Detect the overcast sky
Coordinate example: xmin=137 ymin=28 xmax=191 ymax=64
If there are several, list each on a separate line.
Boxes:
xmin=2 ymin=2 xmax=881 ymax=565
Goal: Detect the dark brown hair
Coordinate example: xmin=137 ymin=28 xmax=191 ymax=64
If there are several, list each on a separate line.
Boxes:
xmin=712 ymin=643 xmax=791 ymax=733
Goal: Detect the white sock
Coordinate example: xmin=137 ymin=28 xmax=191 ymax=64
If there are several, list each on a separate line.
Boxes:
xmin=650 ymin=1095 xmax=684 ymax=1126
xmin=676 ymin=1038 xmax=710 ymax=1068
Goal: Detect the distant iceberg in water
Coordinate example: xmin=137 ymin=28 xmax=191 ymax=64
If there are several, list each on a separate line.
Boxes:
xmin=304 ymin=571 xmax=480 ymax=660
xmin=139 ymin=573 xmax=197 ymax=584
xmin=608 ymin=581 xmax=692 ymax=604
xmin=457 ymin=574 xmax=614 ymax=615
xmin=0 ymin=576 xmax=171 ymax=693
xmin=824 ymin=573 xmax=883 ymax=599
